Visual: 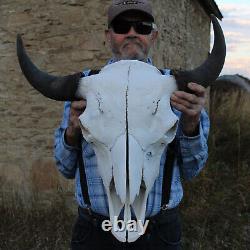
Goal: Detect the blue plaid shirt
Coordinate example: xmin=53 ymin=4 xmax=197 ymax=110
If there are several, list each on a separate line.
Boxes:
xmin=54 ymin=59 xmax=210 ymax=217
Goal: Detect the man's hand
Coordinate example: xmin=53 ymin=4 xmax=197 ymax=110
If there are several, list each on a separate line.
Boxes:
xmin=65 ymin=100 xmax=86 ymax=147
xmin=170 ymin=82 xmax=206 ymax=136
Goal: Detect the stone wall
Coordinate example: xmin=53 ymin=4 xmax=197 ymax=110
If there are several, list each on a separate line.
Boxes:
xmin=0 ymin=0 xmax=210 ymax=206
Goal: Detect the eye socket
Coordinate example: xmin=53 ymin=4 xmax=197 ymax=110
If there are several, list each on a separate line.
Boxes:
xmin=79 ymin=118 xmax=90 ymax=137
xmin=79 ymin=119 xmax=84 ymax=131
xmin=165 ymin=120 xmax=178 ymax=142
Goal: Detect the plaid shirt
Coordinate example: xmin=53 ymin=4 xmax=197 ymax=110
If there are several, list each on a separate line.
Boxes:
xmin=54 ymin=59 xmax=210 ymax=217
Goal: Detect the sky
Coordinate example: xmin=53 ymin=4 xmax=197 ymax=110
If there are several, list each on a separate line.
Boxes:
xmin=214 ymin=0 xmax=250 ymax=78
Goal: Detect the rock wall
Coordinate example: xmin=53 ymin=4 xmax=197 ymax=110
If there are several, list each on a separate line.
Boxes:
xmin=0 ymin=0 xmax=210 ymax=207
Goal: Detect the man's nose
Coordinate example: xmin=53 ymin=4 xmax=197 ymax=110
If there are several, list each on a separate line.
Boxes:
xmin=126 ymin=26 xmax=137 ymax=36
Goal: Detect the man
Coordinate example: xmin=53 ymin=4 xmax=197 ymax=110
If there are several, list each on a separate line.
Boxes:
xmin=54 ymin=0 xmax=209 ymax=249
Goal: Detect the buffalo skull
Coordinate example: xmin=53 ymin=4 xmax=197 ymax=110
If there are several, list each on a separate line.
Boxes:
xmin=17 ymin=15 xmax=226 ymax=242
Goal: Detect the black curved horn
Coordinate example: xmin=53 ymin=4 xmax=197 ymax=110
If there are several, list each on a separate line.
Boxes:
xmin=171 ymin=15 xmax=226 ymax=91
xmin=16 ymin=34 xmax=81 ymax=101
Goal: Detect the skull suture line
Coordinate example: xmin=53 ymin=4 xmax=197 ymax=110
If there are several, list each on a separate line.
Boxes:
xmin=16 ymin=15 xmax=226 ymax=242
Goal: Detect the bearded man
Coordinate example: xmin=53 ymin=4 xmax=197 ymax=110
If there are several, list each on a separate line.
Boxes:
xmin=54 ymin=1 xmax=209 ymax=249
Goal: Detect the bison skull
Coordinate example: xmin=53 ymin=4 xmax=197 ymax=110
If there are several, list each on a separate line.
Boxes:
xmin=77 ymin=60 xmax=178 ymax=242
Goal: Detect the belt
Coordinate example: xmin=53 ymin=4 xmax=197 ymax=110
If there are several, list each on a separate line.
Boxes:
xmin=78 ymin=206 xmax=110 ymax=228
xmin=149 ymin=206 xmax=179 ymax=225
xmin=78 ymin=206 xmax=178 ymax=228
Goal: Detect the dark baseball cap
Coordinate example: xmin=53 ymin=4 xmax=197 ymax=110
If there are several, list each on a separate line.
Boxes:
xmin=108 ymin=0 xmax=154 ymax=25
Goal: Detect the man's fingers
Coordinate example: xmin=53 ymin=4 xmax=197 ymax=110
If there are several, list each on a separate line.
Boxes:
xmin=171 ymin=94 xmax=194 ymax=109
xmin=69 ymin=117 xmax=81 ymax=127
xmin=171 ymin=100 xmax=199 ymax=117
xmin=187 ymin=82 xmax=206 ymax=97
xmin=171 ymin=91 xmax=199 ymax=105
xmin=69 ymin=100 xmax=87 ymax=128
xmin=71 ymin=100 xmax=87 ymax=111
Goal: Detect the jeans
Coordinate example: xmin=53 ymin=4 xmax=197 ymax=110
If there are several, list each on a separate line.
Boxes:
xmin=71 ymin=207 xmax=181 ymax=250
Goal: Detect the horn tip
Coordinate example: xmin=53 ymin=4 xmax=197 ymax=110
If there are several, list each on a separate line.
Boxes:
xmin=16 ymin=33 xmax=22 ymax=43
xmin=210 ymin=14 xmax=217 ymax=23
xmin=16 ymin=34 xmax=24 ymax=49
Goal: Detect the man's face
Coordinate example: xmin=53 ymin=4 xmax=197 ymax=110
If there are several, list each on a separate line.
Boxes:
xmin=105 ymin=12 xmax=158 ymax=62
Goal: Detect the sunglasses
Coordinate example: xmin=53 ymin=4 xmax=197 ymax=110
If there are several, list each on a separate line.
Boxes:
xmin=110 ymin=20 xmax=155 ymax=35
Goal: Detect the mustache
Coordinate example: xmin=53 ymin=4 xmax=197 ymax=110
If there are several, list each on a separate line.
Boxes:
xmin=122 ymin=37 xmax=143 ymax=48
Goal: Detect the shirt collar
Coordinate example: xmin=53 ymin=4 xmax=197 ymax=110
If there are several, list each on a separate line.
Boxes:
xmin=108 ymin=58 xmax=153 ymax=65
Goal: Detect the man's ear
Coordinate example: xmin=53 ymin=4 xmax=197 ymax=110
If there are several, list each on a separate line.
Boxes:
xmin=105 ymin=29 xmax=111 ymax=44
xmin=151 ymin=30 xmax=158 ymax=43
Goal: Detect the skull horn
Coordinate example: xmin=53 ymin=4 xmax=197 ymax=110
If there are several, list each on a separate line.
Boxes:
xmin=16 ymin=34 xmax=81 ymax=101
xmin=171 ymin=15 xmax=226 ymax=91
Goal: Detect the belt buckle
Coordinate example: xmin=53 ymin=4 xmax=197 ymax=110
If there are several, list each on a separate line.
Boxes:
xmin=161 ymin=204 xmax=169 ymax=211
xmin=85 ymin=205 xmax=92 ymax=215
xmin=85 ymin=206 xmax=99 ymax=227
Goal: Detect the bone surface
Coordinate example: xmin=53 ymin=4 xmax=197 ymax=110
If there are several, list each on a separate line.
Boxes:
xmin=77 ymin=60 xmax=179 ymax=242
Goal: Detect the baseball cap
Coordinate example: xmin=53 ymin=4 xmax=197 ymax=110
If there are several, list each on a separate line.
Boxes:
xmin=108 ymin=0 xmax=154 ymax=25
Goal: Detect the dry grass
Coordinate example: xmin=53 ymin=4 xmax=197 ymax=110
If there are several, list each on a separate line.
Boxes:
xmin=181 ymin=89 xmax=250 ymax=249
xmin=0 ymin=192 xmax=74 ymax=250
xmin=0 ymin=89 xmax=249 ymax=249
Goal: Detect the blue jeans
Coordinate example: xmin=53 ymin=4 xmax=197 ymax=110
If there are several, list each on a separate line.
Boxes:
xmin=71 ymin=207 xmax=181 ymax=250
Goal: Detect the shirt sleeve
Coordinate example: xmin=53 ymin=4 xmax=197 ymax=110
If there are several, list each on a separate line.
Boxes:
xmin=54 ymin=101 xmax=80 ymax=179
xmin=174 ymin=108 xmax=210 ymax=180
